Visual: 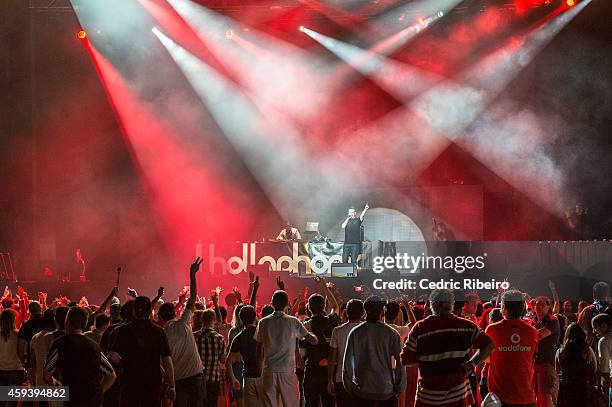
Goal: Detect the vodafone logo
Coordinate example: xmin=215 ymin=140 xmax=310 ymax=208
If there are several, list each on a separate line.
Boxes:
xmin=510 ymin=333 xmax=521 ymax=344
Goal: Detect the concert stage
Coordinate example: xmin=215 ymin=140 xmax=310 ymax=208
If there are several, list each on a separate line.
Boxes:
xmin=0 ymin=0 xmax=611 ymax=291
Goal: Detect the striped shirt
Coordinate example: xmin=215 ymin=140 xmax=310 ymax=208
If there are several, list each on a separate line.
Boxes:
xmin=45 ymin=333 xmax=114 ymax=405
xmin=195 ymin=328 xmax=225 ymax=382
xmin=401 ymin=314 xmax=491 ymax=407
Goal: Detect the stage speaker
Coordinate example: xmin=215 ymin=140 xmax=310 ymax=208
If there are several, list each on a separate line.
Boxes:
xmin=331 ymin=263 xmax=357 ymax=278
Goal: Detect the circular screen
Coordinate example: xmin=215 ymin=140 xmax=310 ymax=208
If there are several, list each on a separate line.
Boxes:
xmin=326 ymin=208 xmax=426 ymax=242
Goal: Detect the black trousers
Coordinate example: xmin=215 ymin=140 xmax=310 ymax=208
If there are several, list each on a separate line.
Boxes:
xmin=468 ymin=372 xmax=478 ymax=407
xmin=335 ymin=382 xmax=355 ymax=407
xmin=303 ymin=372 xmax=334 ymax=407
xmin=353 ymin=394 xmax=398 ymax=407
xmin=175 ymin=373 xmax=206 ymax=407
xmin=203 ymin=381 xmax=219 ymax=407
xmin=120 ymin=385 xmax=161 ymax=407
xmin=342 ymin=243 xmax=360 ymax=263
xmin=0 ymin=370 xmax=25 ymax=407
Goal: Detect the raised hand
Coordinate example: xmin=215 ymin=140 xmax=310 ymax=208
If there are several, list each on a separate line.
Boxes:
xmin=178 ymin=286 xmax=188 ymax=301
xmin=190 ymin=257 xmax=204 ymax=275
xmin=276 ymin=276 xmax=285 ymax=291
xmin=157 ymin=287 xmax=165 ymax=298
xmin=233 ymin=287 xmax=242 ymax=303
xmin=498 ymin=278 xmax=508 ymax=294
xmin=127 ymin=288 xmax=138 ymax=298
xmin=253 ymin=276 xmax=260 ymax=290
xmin=249 ymin=271 xmax=255 ymax=283
xmin=548 ymin=280 xmax=556 ymax=290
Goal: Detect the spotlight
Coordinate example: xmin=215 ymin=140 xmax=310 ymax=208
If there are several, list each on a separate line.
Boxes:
xmin=77 ymin=30 xmax=87 ymax=40
xmin=225 ymin=29 xmax=234 ymax=39
xmin=299 ymin=25 xmax=305 ymax=32
xmin=566 ymin=0 xmax=575 ymax=5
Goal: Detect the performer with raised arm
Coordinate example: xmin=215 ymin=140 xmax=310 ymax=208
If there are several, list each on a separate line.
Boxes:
xmin=341 ymin=203 xmax=368 ymax=264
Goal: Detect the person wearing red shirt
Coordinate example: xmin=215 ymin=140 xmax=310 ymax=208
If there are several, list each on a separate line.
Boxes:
xmin=486 ymin=290 xmax=538 ymax=407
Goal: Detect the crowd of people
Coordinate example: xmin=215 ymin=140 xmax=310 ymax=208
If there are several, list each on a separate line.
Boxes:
xmin=0 ymin=259 xmax=610 ymax=407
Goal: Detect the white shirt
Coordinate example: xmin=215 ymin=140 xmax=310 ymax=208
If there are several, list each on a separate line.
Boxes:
xmin=330 ymin=322 xmax=360 ymax=383
xmin=597 ymin=330 xmax=612 ymax=378
xmin=387 ymin=323 xmax=412 ymax=345
xmin=164 ymin=309 xmax=204 ymax=380
xmin=254 ymin=311 xmax=309 ymax=373
xmin=0 ymin=330 xmax=23 ymax=371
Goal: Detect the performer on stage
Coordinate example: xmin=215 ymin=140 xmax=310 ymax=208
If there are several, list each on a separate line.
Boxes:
xmin=341 ymin=203 xmax=369 ymax=263
xmin=432 ymin=220 xmax=456 ymax=241
xmin=276 ymin=222 xmax=302 ymax=241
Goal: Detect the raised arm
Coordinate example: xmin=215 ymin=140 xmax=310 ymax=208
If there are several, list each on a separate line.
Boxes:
xmin=249 ymin=276 xmax=259 ymax=307
xmin=548 ymin=280 xmax=560 ymax=315
xmin=38 ymin=292 xmax=48 ymax=312
xmin=246 ymin=271 xmax=255 ymax=300
xmin=495 ymin=278 xmax=508 ymax=308
xmin=232 ymin=287 xmax=243 ymax=305
xmin=288 ymin=296 xmax=301 ymax=317
xmin=324 ymin=282 xmax=340 ymax=314
xmin=211 ymin=287 xmax=222 ymax=323
xmin=402 ymin=298 xmax=417 ymax=326
xmin=276 ymin=276 xmax=285 ymax=291
xmin=185 ymin=258 xmax=202 ymax=311
xmin=151 ymin=287 xmax=165 ymax=308
xmin=92 ymin=286 xmax=119 ymax=319
xmin=359 ymin=203 xmax=369 ymax=221
xmin=174 ymin=287 xmax=188 ymax=316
